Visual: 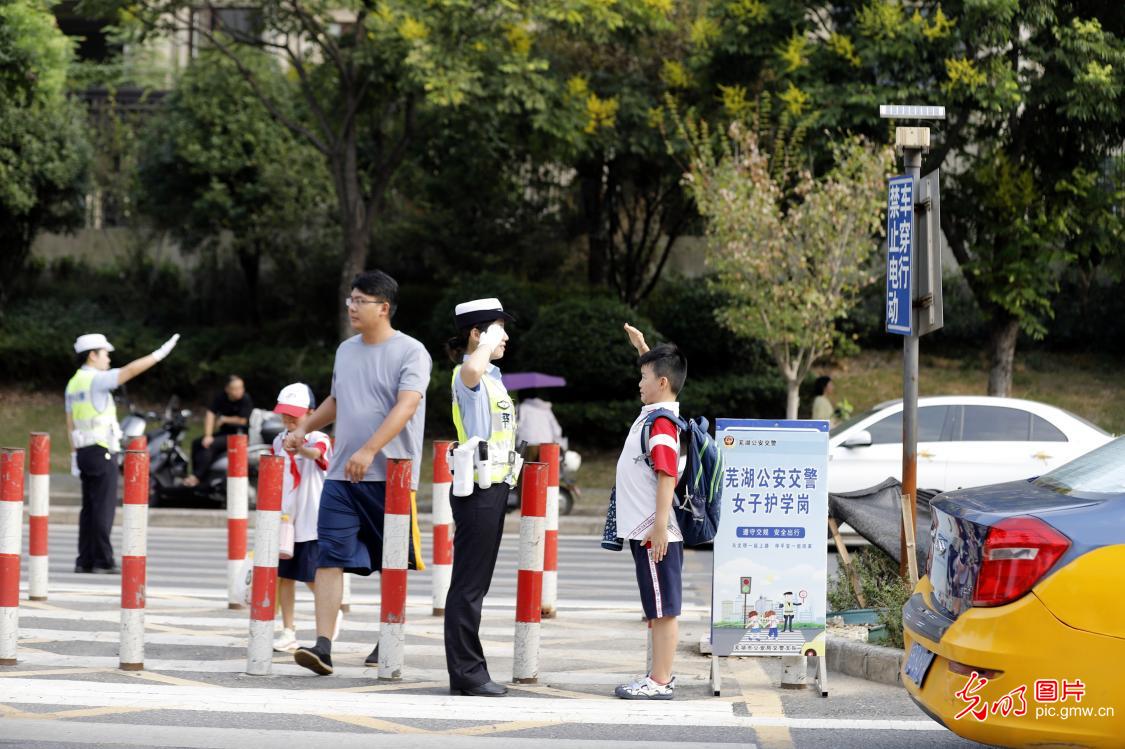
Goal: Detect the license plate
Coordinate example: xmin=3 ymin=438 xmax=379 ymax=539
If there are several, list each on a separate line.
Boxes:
xmin=904 ymin=642 xmax=936 ymax=688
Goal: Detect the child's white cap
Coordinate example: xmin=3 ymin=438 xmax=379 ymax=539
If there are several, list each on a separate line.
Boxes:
xmin=274 ymin=383 xmax=315 ymax=417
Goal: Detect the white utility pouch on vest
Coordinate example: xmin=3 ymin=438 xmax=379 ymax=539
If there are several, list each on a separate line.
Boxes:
xmin=71 ymin=429 xmax=97 ymax=450
xmin=451 ymin=438 xmax=481 ymax=497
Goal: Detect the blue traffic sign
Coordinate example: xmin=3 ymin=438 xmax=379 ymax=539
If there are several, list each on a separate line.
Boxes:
xmin=886 ymin=175 xmax=913 ymax=335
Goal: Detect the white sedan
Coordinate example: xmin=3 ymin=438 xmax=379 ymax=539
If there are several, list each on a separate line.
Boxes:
xmin=828 ymin=395 xmax=1112 ymax=493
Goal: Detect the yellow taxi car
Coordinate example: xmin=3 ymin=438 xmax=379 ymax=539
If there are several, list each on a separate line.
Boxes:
xmin=901 ymin=437 xmax=1125 ymax=747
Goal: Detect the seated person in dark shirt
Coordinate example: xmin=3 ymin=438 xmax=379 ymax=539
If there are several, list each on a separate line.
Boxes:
xmin=183 ymin=375 xmax=253 ymax=488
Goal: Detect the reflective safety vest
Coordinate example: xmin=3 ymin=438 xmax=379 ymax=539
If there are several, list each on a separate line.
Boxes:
xmin=451 ymin=365 xmax=517 ymax=485
xmin=66 ymin=368 xmax=120 ymax=451
xmin=783 ymin=601 xmax=795 ymax=615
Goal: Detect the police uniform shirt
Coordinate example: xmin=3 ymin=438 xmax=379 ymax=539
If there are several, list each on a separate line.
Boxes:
xmin=453 ymin=356 xmax=508 ymax=441
xmin=65 ymin=366 xmax=121 ymax=419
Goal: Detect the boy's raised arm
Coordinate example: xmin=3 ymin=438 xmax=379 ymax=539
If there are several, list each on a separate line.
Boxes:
xmin=623 ymin=323 xmax=649 ymax=356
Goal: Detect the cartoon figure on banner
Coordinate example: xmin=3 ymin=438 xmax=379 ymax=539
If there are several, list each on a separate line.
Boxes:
xmin=782 ymin=591 xmax=801 ymax=633
xmin=747 ymin=610 xmax=761 ymax=641
xmin=766 ymin=610 xmax=779 ymax=640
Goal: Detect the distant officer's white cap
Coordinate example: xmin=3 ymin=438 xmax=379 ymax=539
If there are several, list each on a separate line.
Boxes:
xmin=454 ymin=298 xmax=515 ymax=329
xmin=274 ymin=383 xmax=316 ymax=417
xmin=74 ymin=333 xmax=115 ymax=354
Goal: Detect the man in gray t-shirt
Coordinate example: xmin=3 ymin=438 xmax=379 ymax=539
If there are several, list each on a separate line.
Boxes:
xmin=328 ymin=332 xmax=430 ymax=489
xmin=286 ymin=270 xmax=433 ymax=675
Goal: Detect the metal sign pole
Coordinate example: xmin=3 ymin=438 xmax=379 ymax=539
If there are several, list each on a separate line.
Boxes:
xmin=901 ymin=147 xmax=922 ymax=578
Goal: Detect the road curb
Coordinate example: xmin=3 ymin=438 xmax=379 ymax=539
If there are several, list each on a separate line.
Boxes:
xmin=827 ymin=634 xmax=903 ymax=686
xmin=26 ymin=506 xmax=610 ymax=535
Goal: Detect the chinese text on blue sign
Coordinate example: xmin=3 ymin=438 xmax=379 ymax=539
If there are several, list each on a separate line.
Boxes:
xmin=886 ymin=175 xmax=914 ymax=335
xmin=711 ymin=420 xmax=829 ymax=658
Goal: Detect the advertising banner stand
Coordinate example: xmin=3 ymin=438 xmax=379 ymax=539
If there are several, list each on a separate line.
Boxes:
xmin=709 ymin=419 xmax=830 ymax=697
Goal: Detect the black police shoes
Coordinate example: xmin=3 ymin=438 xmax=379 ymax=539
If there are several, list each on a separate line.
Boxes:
xmin=452 ymin=681 xmax=509 ymax=697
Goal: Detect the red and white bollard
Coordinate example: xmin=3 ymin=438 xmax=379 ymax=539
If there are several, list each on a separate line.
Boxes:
xmin=379 ymin=458 xmax=412 ymax=680
xmin=246 ymin=455 xmax=282 ymax=675
xmin=513 ymin=462 xmax=547 ymax=683
xmin=431 ymin=441 xmax=453 ymax=616
xmin=28 ymin=433 xmax=50 ymax=602
xmin=120 ymin=449 xmax=149 ymax=671
xmin=540 ymin=444 xmax=560 ymax=619
xmin=1 ymin=448 xmax=25 ymax=665
xmin=227 ymin=435 xmax=249 ymax=610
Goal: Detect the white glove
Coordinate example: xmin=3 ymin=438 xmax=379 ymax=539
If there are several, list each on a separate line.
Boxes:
xmin=70 ymin=452 xmax=80 ymax=477
xmin=478 ymin=324 xmax=504 ymax=350
xmin=151 ymin=333 xmax=180 ymax=362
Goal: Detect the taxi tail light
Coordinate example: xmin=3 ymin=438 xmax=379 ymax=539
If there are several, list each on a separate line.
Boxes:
xmin=947 ymin=661 xmax=1001 ymax=679
xmin=972 ymin=516 xmax=1070 ymax=607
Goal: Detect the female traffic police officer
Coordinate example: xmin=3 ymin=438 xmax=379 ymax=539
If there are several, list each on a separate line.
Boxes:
xmin=444 ymin=298 xmax=519 ymax=697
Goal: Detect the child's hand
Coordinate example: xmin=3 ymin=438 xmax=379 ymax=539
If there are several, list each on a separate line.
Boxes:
xmin=624 ymin=323 xmax=649 ymax=355
xmin=644 ymin=525 xmax=669 ymax=563
xmin=283 ymin=428 xmax=306 ymax=452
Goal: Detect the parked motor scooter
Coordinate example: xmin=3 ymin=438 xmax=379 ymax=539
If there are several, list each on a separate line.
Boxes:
xmin=119 ymin=397 xmax=282 ymax=508
xmin=505 ymin=449 xmax=581 ymax=515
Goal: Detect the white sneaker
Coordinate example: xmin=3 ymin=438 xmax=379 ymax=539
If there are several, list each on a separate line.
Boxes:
xmin=273 ymin=628 xmax=298 ymax=653
xmin=614 ymin=675 xmax=675 ymax=700
xmin=332 ymin=609 xmax=344 ymax=641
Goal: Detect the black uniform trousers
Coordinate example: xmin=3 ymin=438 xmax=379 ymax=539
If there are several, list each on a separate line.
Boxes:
xmin=76 ymin=445 xmax=118 ymax=570
xmin=444 ymin=483 xmax=509 ymax=689
xmin=190 ymin=434 xmax=229 ymax=481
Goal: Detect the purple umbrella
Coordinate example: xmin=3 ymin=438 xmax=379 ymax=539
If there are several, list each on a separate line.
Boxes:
xmin=502 ymin=372 xmax=567 ymax=392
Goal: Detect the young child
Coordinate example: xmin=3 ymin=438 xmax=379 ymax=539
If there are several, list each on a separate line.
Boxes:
xmin=613 ymin=324 xmax=688 ymax=700
xmin=271 ymin=384 xmax=333 ymax=653
xmin=766 ymin=610 xmax=780 ymax=640
xmin=748 ymin=610 xmax=761 ymax=641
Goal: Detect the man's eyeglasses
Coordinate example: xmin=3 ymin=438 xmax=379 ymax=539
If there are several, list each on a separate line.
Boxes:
xmin=344 ymin=296 xmax=387 ymax=309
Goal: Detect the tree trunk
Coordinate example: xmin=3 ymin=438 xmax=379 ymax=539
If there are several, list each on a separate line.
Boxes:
xmin=785 ymin=378 xmax=800 ymax=420
xmin=333 ymin=125 xmax=370 ymax=341
xmin=579 ymin=160 xmax=609 ymax=286
xmin=235 ymin=245 xmax=262 ymax=326
xmin=987 ymin=315 xmax=1020 ymax=397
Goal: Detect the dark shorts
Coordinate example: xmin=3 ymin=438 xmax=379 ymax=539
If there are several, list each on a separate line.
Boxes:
xmin=316 ymin=479 xmax=421 ymax=576
xmin=630 ymin=539 xmax=683 ymax=620
xmin=278 ymin=540 xmax=318 ymax=583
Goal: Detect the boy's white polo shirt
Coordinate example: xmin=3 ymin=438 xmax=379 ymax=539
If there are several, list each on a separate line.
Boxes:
xmin=272 ymin=430 xmax=332 ymax=542
xmin=615 ymin=401 xmax=683 ymax=541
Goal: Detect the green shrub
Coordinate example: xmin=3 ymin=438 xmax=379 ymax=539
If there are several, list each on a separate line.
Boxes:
xmin=552 ymin=373 xmax=787 ymax=450
xmin=641 ymin=276 xmax=773 ymax=377
xmin=425 ymin=273 xmax=559 ymax=366
xmin=520 ymin=297 xmax=661 ymax=402
xmin=827 ymin=546 xmax=913 ymax=649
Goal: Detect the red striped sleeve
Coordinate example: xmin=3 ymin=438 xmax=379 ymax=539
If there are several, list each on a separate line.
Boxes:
xmin=309 ymin=435 xmax=330 ymax=472
xmin=648 ymin=417 xmax=679 ymax=477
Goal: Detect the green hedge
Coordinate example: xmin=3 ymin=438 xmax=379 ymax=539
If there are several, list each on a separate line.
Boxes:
xmin=520 ymin=297 xmax=661 ymax=402
xmin=641 ymin=276 xmax=773 ymax=377
xmin=554 ymin=373 xmax=788 ymax=449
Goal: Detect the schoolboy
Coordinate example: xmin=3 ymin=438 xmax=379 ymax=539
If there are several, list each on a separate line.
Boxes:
xmin=613 ymin=324 xmax=688 ymax=700
xmin=270 ymin=383 xmax=333 ymax=653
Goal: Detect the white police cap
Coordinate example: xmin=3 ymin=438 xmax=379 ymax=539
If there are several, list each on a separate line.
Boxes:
xmin=454 ymin=298 xmax=515 ymax=329
xmin=74 ymin=333 xmax=115 ymax=354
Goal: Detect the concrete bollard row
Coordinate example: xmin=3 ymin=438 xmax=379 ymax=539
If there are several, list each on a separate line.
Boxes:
xmin=0 ymin=448 xmax=25 ymax=665
xmin=379 ymin=458 xmax=412 ymax=681
xmin=28 ymin=433 xmax=50 ymax=602
xmin=119 ymin=449 xmax=149 ymax=671
xmin=227 ymin=434 xmax=249 ymax=610
xmin=431 ymin=441 xmax=453 ymax=616
xmin=540 ymin=444 xmax=560 ymax=619
xmin=246 ymin=455 xmax=283 ymax=676
xmin=513 ymin=462 xmax=547 ymax=684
